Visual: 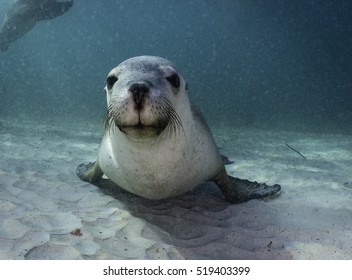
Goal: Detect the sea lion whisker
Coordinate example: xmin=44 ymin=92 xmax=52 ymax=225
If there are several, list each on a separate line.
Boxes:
xmin=105 ymin=98 xmax=120 ymax=133
xmin=160 ymin=98 xmax=183 ymax=137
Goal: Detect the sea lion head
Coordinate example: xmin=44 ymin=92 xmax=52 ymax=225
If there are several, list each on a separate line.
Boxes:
xmin=104 ymin=56 xmax=188 ymax=138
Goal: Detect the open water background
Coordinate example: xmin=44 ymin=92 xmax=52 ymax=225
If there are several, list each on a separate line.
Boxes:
xmin=0 ymin=0 xmax=351 ymax=133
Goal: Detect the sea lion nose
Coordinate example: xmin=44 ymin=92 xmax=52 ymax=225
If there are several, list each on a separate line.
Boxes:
xmin=129 ymin=83 xmax=149 ymax=110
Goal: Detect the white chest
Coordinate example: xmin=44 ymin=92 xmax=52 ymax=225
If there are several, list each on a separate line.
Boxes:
xmin=98 ymin=125 xmax=221 ymax=199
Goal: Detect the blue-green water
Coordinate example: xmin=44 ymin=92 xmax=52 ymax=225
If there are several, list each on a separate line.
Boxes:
xmin=0 ymin=0 xmax=351 ymax=133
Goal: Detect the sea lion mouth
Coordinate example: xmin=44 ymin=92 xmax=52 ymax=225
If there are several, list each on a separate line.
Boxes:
xmin=119 ymin=123 xmax=165 ymax=137
xmin=104 ymin=97 xmax=183 ymax=138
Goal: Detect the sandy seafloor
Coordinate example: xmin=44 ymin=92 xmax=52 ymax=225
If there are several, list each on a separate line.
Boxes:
xmin=0 ymin=117 xmax=352 ymax=260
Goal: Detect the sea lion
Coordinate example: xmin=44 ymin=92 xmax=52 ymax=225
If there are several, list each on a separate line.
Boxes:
xmin=0 ymin=0 xmax=74 ymax=51
xmin=76 ymin=56 xmax=281 ymax=203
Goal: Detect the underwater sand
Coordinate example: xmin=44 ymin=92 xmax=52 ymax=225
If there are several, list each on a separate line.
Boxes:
xmin=0 ymin=118 xmax=351 ymax=260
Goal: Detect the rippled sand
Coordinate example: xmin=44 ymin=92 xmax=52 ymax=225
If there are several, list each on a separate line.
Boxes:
xmin=0 ymin=118 xmax=351 ymax=259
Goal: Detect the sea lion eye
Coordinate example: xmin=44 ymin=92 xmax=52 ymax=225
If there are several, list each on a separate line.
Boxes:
xmin=166 ymin=73 xmax=180 ymax=89
xmin=107 ymin=76 xmax=118 ymax=90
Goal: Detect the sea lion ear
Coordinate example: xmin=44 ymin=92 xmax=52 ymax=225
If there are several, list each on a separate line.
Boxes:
xmin=185 ymin=81 xmax=189 ymax=91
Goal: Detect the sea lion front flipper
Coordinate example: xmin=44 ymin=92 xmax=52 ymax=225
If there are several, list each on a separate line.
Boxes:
xmin=76 ymin=161 xmax=103 ymax=183
xmin=211 ymin=168 xmax=281 ymax=203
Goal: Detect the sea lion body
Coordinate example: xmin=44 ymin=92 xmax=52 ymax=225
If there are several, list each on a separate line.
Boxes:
xmin=0 ymin=0 xmax=74 ymax=51
xmin=77 ymin=56 xmax=281 ymax=203
xmin=99 ymin=103 xmax=223 ymax=199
